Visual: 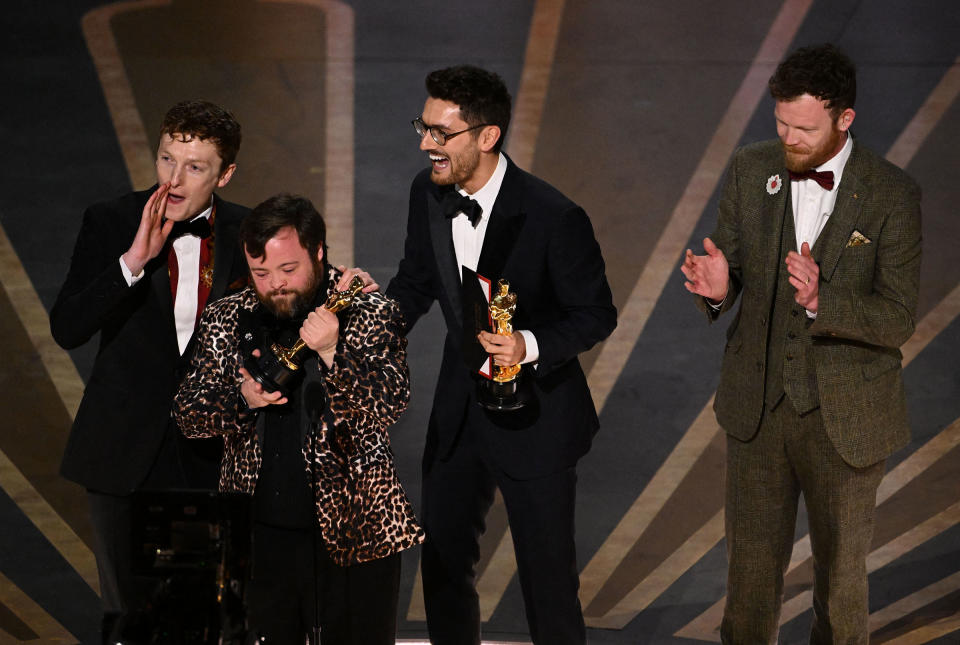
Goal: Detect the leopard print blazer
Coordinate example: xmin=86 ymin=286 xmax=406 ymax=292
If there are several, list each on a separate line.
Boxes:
xmin=174 ymin=267 xmax=424 ymax=565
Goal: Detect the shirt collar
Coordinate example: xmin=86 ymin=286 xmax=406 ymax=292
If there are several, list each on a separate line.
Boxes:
xmin=457 ymin=153 xmax=508 ymax=221
xmin=815 ymin=132 xmax=853 ymax=190
xmin=189 ymin=200 xmax=214 ymax=223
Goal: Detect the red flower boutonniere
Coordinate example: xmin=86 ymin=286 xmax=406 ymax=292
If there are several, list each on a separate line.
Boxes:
xmin=766 ymin=174 xmax=782 ymax=195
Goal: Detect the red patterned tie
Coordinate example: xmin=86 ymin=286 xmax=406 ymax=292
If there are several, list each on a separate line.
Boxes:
xmin=167 ymin=208 xmax=215 ymax=330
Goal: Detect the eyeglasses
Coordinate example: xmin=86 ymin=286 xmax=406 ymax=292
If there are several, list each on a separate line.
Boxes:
xmin=412 ymin=117 xmax=490 ymax=146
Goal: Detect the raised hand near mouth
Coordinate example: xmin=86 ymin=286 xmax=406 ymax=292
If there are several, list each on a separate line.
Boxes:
xmin=122 ymin=182 xmax=175 ymax=276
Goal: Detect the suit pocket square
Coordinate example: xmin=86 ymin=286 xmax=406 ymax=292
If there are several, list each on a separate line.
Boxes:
xmin=846 ymin=230 xmax=871 ymax=247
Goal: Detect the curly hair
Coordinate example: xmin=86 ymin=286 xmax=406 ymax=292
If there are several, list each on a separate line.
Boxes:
xmin=425 ymin=65 xmax=511 ymax=152
xmin=240 ymin=193 xmax=327 ymax=261
xmin=158 ymin=100 xmax=242 ymax=171
xmin=768 ymin=44 xmax=856 ymax=117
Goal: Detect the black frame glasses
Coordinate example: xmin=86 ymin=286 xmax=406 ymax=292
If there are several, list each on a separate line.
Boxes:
xmin=412 ymin=117 xmax=491 ymax=146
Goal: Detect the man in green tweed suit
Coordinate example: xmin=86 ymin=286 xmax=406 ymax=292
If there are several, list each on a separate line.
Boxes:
xmin=682 ymin=44 xmax=921 ymax=644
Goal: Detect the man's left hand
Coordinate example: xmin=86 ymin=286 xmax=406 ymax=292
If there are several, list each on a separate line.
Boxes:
xmin=786 ymin=242 xmax=819 ymax=313
xmin=301 ymin=307 xmax=339 ymax=368
xmin=336 ymin=265 xmax=379 ymax=293
xmin=478 ymin=330 xmax=526 ymax=366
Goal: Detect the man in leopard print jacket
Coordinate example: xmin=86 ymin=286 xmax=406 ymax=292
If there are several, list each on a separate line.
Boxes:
xmin=174 ymin=193 xmax=423 ymax=644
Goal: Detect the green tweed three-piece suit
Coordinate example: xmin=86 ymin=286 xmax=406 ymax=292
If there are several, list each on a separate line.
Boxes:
xmin=698 ymin=137 xmax=922 ymax=643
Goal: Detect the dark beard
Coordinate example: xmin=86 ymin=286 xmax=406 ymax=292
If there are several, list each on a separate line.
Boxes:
xmin=256 ymin=259 xmax=326 ymax=320
xmin=429 ymin=145 xmax=481 ymax=187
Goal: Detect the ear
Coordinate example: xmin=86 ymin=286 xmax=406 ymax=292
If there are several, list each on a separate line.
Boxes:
xmin=477 ymin=125 xmax=502 ymax=153
xmin=836 ymin=108 xmax=855 ymax=132
xmin=217 ymin=163 xmax=238 ymax=188
xmin=315 ymin=245 xmax=325 ymax=264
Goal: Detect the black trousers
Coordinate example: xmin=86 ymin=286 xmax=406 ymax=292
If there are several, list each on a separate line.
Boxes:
xmin=88 ymin=421 xmax=221 ymax=643
xmin=246 ymin=523 xmax=402 ymax=645
xmin=421 ymin=406 xmax=585 ymax=645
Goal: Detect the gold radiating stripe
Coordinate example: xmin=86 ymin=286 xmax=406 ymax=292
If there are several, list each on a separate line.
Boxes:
xmin=886 ymin=57 xmax=960 ymax=170
xmin=882 ymin=612 xmax=960 ymax=645
xmin=262 ymin=0 xmax=356 ymax=267
xmin=0 ymin=569 xmax=77 ymax=643
xmin=81 ymin=0 xmax=166 ymax=190
xmin=0 ymin=449 xmax=99 ymax=596
xmin=0 ymin=223 xmax=84 ymax=421
xmin=477 ymin=527 xmax=518 ymax=621
xmin=870 ymin=570 xmax=960 ymax=644
xmin=0 ymin=218 xmax=98 ymax=596
xmin=504 ymin=0 xmax=566 ymax=170
xmin=596 ymin=510 xmax=725 ymax=629
xmin=404 ymin=0 xmax=566 ymax=623
xmin=577 ymin=0 xmax=814 ymax=616
xmin=580 ymin=397 xmax=720 ymax=612
xmin=584 ymin=0 xmax=816 ymax=413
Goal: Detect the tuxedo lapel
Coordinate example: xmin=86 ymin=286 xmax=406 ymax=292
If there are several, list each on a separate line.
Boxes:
xmin=477 ymin=161 xmax=525 ymax=282
xmin=813 ymin=147 xmax=866 ymax=283
xmin=428 ymin=185 xmax=464 ymax=327
xmin=211 ymin=197 xmax=238 ymax=299
xmin=149 ymin=251 xmax=180 ymax=355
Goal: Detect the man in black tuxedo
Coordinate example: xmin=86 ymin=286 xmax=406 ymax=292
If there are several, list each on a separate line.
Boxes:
xmin=386 ymin=66 xmax=617 ymax=645
xmin=50 ymin=100 xmax=249 ymax=643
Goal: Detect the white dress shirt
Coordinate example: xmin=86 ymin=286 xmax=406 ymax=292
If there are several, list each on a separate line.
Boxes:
xmin=791 ymin=133 xmax=853 ymax=251
xmin=708 ymin=135 xmax=853 ymax=317
xmin=790 ymin=134 xmax=852 ymax=319
xmin=120 ymin=203 xmax=213 ymax=354
xmin=452 ymin=153 xmax=539 ymax=364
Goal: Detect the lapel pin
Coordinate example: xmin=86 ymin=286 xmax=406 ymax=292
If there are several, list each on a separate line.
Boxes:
xmin=766 ymin=174 xmax=782 ymax=195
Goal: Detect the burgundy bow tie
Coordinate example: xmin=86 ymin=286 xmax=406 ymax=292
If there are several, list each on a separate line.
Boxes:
xmin=788 ymin=169 xmax=835 ymax=191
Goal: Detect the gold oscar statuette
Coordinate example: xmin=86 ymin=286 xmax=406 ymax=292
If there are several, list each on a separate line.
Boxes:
xmin=477 ymin=279 xmax=528 ymax=411
xmin=245 ymin=275 xmax=365 ymax=395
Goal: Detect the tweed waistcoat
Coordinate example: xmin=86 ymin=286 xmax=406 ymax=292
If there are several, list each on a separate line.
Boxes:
xmin=763 ymin=208 xmax=819 ymax=414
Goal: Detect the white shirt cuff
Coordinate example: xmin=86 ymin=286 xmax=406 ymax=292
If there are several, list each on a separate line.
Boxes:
xmin=119 ymin=256 xmax=144 ymax=286
xmin=519 ymin=329 xmax=539 ymax=365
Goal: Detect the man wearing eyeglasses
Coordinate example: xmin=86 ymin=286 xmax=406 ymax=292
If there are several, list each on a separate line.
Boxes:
xmin=387 ymin=65 xmax=617 ymax=645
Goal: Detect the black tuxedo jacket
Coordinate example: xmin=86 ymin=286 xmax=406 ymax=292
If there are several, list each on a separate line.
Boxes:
xmin=387 ymin=157 xmax=616 ymax=479
xmin=50 ymin=187 xmax=249 ymax=494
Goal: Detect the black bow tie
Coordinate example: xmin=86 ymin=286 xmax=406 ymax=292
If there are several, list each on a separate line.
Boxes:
xmin=441 ymin=191 xmax=483 ymax=227
xmin=788 ymin=169 xmax=835 ymax=191
xmin=169 ymin=216 xmax=212 ymax=240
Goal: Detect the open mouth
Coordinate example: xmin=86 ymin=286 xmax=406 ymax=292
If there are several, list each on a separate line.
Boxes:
xmin=429 ymin=153 xmax=449 ymax=172
xmin=167 ymin=192 xmax=186 ymax=205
